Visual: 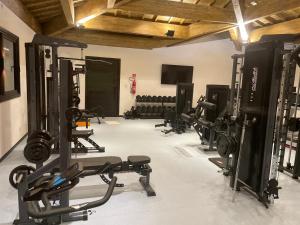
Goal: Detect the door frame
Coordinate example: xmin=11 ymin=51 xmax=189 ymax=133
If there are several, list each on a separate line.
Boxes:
xmin=85 ymin=56 xmax=121 ymax=116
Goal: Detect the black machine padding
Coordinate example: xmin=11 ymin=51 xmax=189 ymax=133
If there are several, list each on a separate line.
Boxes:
xmin=128 ymin=156 xmax=151 ymax=165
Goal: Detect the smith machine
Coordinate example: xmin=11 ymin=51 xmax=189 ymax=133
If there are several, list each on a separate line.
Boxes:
xmin=9 ymin=35 xmax=156 ymax=225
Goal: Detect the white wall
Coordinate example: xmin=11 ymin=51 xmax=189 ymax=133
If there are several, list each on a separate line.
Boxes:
xmin=0 ymin=3 xmax=35 ymax=158
xmin=60 ymin=39 xmax=238 ymax=114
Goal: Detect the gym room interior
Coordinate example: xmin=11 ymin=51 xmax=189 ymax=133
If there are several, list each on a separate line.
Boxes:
xmin=0 ymin=0 xmax=300 ymax=225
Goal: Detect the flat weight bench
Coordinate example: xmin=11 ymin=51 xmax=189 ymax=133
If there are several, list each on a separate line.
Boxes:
xmin=70 ymin=155 xmax=156 ymax=197
xmin=71 ymin=129 xmax=105 ymax=153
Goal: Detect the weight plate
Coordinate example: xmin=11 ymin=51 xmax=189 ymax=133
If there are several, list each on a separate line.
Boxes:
xmin=9 ymin=165 xmax=35 ymax=189
xmin=28 ymin=130 xmax=52 ymax=142
xmin=65 ymin=107 xmax=82 ymax=122
xmin=216 ymin=134 xmax=230 ymax=158
xmin=24 ymin=138 xmax=51 ymax=164
xmin=217 ymin=134 xmax=237 ymax=158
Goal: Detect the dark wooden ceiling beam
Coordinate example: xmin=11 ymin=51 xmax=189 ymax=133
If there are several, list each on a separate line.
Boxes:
xmin=83 ymin=15 xmax=188 ymax=39
xmin=116 ymin=0 xmax=236 ymax=23
xmin=245 ymin=0 xmax=300 ymax=23
xmin=250 ymin=17 xmax=300 ymax=42
xmin=57 ymin=28 xmax=179 ymax=49
xmin=59 ymin=0 xmax=75 ymax=24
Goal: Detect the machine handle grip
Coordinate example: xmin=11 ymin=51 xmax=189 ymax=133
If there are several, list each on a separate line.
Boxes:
xmin=27 ymin=176 xmax=117 ymax=219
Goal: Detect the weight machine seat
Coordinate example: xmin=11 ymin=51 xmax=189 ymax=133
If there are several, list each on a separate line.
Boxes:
xmin=72 ymin=129 xmax=94 ymax=138
xmin=128 ymin=156 xmax=151 ymax=166
xmin=198 ymin=118 xmax=214 ymax=128
xmin=71 ymin=156 xmax=122 ymax=170
xmin=70 ymin=155 xmax=151 ymax=171
xmin=82 ymin=112 xmax=97 ymax=118
xmin=181 ymin=113 xmax=193 ymax=123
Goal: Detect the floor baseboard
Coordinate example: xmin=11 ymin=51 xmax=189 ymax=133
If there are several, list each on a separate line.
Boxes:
xmin=0 ymin=133 xmax=27 ymax=163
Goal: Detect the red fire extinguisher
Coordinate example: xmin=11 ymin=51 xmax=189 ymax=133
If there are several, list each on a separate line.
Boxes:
xmin=130 ymin=74 xmax=136 ymax=95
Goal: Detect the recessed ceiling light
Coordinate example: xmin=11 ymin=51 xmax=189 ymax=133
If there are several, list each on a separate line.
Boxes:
xmin=250 ymin=1 xmax=257 ymax=6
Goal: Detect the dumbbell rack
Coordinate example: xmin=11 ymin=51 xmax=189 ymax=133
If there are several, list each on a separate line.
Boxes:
xmin=135 ymin=95 xmax=176 ymax=119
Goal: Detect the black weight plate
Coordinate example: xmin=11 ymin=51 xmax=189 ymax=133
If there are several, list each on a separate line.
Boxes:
xmin=24 ymin=138 xmax=51 ymax=164
xmin=9 ymin=165 xmax=35 ymax=189
xmin=28 ymin=130 xmax=52 ymax=142
xmin=216 ymin=134 xmax=230 ymax=158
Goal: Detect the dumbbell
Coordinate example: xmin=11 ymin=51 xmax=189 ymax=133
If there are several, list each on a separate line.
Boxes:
xmin=157 ymin=96 xmax=162 ymax=102
xmin=136 ymin=106 xmax=142 ymax=115
xmin=167 ymin=96 xmax=173 ymax=102
xmin=152 ymin=96 xmax=158 ymax=102
xmin=136 ymin=95 xmax=142 ymax=102
xmin=146 ymin=106 xmax=153 ymax=114
xmin=141 ymin=95 xmax=147 ymax=102
xmin=141 ymin=106 xmax=147 ymax=114
xmin=152 ymin=106 xmax=158 ymax=114
xmin=162 ymin=96 xmax=168 ymax=102
xmin=146 ymin=96 xmax=152 ymax=102
xmin=172 ymin=96 xmax=176 ymax=103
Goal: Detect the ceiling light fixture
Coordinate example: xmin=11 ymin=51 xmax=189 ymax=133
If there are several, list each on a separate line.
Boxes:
xmin=250 ymin=1 xmax=258 ymax=6
xmin=76 ymin=14 xmax=99 ymax=25
xmin=238 ymin=22 xmax=249 ymax=43
xmin=232 ymin=0 xmax=249 ymax=43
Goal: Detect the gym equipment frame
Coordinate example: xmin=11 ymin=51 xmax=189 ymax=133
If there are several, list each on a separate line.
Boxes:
xmin=221 ymin=35 xmax=300 ymax=207
xmin=11 ymin=35 xmax=156 ymax=225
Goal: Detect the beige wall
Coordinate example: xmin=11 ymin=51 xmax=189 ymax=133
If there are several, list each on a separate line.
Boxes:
xmin=0 ymin=3 xmax=35 ymax=158
xmin=60 ymin=39 xmax=238 ymax=114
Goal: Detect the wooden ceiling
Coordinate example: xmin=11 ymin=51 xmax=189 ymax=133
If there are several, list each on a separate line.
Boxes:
xmin=1 ymin=0 xmax=300 ymax=49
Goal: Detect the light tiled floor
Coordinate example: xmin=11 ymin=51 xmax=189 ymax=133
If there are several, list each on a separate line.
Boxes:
xmin=0 ymin=118 xmax=300 ymax=225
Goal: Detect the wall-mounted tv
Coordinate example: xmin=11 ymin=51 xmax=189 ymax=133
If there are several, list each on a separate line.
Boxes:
xmin=161 ymin=64 xmax=193 ymax=85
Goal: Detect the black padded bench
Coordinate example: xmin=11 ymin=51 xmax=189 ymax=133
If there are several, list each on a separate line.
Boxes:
xmin=72 ymin=129 xmax=94 ymax=138
xmin=70 ymin=156 xmax=155 ymax=196
xmin=71 ymin=129 xmax=105 ymax=153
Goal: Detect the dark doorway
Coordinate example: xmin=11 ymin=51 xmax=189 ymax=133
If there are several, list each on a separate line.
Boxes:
xmin=85 ymin=56 xmax=120 ymax=117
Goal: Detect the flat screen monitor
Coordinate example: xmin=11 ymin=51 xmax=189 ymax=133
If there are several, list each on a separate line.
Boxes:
xmin=161 ymin=64 xmax=193 ymax=85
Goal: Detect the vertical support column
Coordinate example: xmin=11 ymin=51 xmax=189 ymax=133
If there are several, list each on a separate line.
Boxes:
xmin=59 ymin=59 xmax=72 ymax=220
xmin=39 ymin=49 xmax=47 ymax=130
xmin=47 ymin=77 xmax=54 ymax=133
xmin=25 ymin=43 xmax=40 ymax=135
xmin=52 ymin=47 xmax=59 ymax=139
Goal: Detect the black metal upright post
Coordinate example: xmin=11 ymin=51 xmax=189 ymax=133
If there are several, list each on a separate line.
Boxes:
xmin=25 ymin=44 xmax=40 ymax=136
xmin=52 ymin=47 xmax=59 ymax=139
xmin=59 ymin=59 xmax=72 ymax=216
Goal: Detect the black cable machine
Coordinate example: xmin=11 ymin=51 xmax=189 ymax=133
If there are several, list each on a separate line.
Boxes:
xmin=9 ymin=35 xmax=156 ymax=225
xmin=155 ymin=82 xmax=194 ymax=134
xmin=215 ymin=35 xmax=300 ymax=207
